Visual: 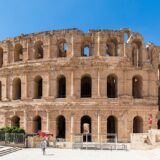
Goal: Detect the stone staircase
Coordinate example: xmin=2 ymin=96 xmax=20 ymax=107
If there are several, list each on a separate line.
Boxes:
xmin=0 ymin=146 xmax=22 ymax=157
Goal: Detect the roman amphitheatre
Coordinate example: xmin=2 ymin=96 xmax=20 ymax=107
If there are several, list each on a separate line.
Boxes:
xmin=0 ymin=28 xmax=160 ymax=148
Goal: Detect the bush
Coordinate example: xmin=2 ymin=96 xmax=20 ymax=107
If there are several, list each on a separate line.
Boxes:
xmin=0 ymin=127 xmax=25 ymax=134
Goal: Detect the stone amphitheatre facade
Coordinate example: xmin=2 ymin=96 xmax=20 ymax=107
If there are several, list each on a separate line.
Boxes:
xmin=0 ymin=28 xmax=159 ymax=142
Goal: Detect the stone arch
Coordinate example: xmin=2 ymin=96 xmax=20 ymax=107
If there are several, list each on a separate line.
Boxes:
xmin=81 ymin=75 xmax=92 ymax=98
xmin=0 ymin=81 xmax=2 ymax=101
xmin=106 ymin=39 xmax=118 ymax=56
xmin=33 ymin=115 xmax=42 ymax=133
xmin=132 ymin=75 xmax=143 ymax=98
xmin=158 ymin=65 xmax=160 ymax=81
xmin=158 ymin=86 xmax=160 ymax=111
xmin=133 ymin=116 xmax=143 ymax=133
xmin=12 ymin=78 xmax=21 ymax=100
xmin=157 ymin=119 xmax=160 ymax=129
xmin=80 ymin=115 xmax=92 ymax=142
xmin=34 ymin=76 xmax=43 ymax=99
xmin=107 ymin=74 xmax=118 ymax=98
xmin=132 ymin=40 xmax=142 ymax=67
xmin=11 ymin=115 xmax=20 ymax=128
xmin=107 ymin=115 xmax=117 ymax=134
xmin=124 ymin=32 xmax=129 ymax=43
xmin=14 ymin=43 xmax=23 ymax=62
xmin=57 ymin=75 xmax=66 ymax=98
xmin=56 ymin=115 xmax=66 ymax=139
xmin=0 ymin=47 xmax=3 ymax=67
xmin=34 ymin=40 xmax=43 ymax=59
xmin=57 ymin=39 xmax=68 ymax=57
xmin=82 ymin=45 xmax=90 ymax=57
xmin=81 ymin=36 xmax=93 ymax=57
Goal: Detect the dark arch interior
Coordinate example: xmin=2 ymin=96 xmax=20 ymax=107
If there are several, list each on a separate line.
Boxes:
xmin=157 ymin=120 xmax=160 ymax=129
xmin=81 ymin=76 xmax=91 ymax=98
xmin=34 ymin=41 xmax=43 ymax=59
xmin=81 ymin=116 xmax=92 ymax=142
xmin=58 ymin=41 xmax=67 ymax=57
xmin=107 ymin=116 xmax=116 ymax=134
xmin=158 ymin=87 xmax=160 ymax=111
xmin=11 ymin=116 xmax=20 ymax=128
xmin=132 ymin=76 xmax=142 ymax=98
xmin=34 ymin=77 xmax=42 ymax=99
xmin=0 ymin=48 xmax=3 ymax=67
xmin=58 ymin=76 xmax=66 ymax=98
xmin=33 ymin=116 xmax=41 ymax=133
xmin=13 ymin=79 xmax=21 ymax=100
xmin=14 ymin=44 xmax=23 ymax=61
xmin=56 ymin=116 xmax=66 ymax=139
xmin=107 ymin=75 xmax=117 ymax=98
xmin=107 ymin=116 xmax=117 ymax=141
xmin=133 ymin=116 xmax=143 ymax=133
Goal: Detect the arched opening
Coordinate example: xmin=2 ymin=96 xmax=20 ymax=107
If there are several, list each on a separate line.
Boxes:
xmin=124 ymin=32 xmax=129 ymax=43
xmin=132 ymin=76 xmax=142 ymax=98
xmin=107 ymin=75 xmax=117 ymax=98
xmin=0 ymin=47 xmax=3 ymax=67
xmin=106 ymin=40 xmax=117 ymax=56
xmin=11 ymin=116 xmax=20 ymax=128
xmin=13 ymin=78 xmax=21 ymax=100
xmin=107 ymin=115 xmax=117 ymax=142
xmin=34 ymin=76 xmax=43 ymax=99
xmin=34 ymin=41 xmax=43 ymax=59
xmin=82 ymin=46 xmax=90 ymax=57
xmin=132 ymin=42 xmax=142 ymax=67
xmin=0 ymin=81 xmax=2 ymax=101
xmin=56 ymin=115 xmax=66 ymax=139
xmin=157 ymin=120 xmax=160 ymax=129
xmin=81 ymin=115 xmax=92 ymax=142
xmin=81 ymin=75 xmax=92 ymax=98
xmin=158 ymin=87 xmax=160 ymax=111
xmin=57 ymin=76 xmax=66 ymax=98
xmin=33 ymin=116 xmax=41 ymax=133
xmin=58 ymin=40 xmax=68 ymax=57
xmin=158 ymin=65 xmax=160 ymax=81
xmin=133 ymin=116 xmax=143 ymax=133
xmin=14 ymin=43 xmax=23 ymax=62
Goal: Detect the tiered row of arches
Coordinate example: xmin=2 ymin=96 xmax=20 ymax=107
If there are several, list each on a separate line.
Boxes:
xmin=10 ymin=114 xmax=146 ymax=141
xmin=3 ymin=74 xmax=144 ymax=100
xmin=0 ymin=31 xmax=149 ymax=68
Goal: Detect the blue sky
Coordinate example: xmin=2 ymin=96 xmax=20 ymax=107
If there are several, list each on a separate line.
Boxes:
xmin=0 ymin=0 xmax=160 ymax=45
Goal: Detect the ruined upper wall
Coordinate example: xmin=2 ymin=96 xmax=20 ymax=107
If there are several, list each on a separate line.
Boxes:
xmin=0 ymin=28 xmax=159 ymax=69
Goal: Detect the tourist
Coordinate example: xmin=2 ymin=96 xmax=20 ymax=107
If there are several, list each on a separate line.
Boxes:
xmin=40 ymin=139 xmax=47 ymax=155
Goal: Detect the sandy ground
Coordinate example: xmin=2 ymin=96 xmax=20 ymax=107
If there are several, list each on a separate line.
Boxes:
xmin=1 ymin=148 xmax=160 ymax=160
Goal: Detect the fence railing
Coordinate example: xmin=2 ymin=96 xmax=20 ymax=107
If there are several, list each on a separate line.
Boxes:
xmin=0 ymin=133 xmax=25 ymax=144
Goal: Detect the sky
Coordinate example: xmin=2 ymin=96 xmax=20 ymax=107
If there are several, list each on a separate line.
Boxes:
xmin=0 ymin=0 xmax=160 ymax=45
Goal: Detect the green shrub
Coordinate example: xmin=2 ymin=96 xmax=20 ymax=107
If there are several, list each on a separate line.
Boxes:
xmin=0 ymin=127 xmax=25 ymax=134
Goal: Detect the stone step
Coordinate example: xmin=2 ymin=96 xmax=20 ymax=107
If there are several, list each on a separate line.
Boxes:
xmin=0 ymin=147 xmax=21 ymax=157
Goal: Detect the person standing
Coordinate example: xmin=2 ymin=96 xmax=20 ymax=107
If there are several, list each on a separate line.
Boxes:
xmin=40 ymin=139 xmax=47 ymax=155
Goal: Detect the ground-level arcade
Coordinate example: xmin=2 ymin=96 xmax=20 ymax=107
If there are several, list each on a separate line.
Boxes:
xmin=0 ymin=102 xmax=158 ymax=143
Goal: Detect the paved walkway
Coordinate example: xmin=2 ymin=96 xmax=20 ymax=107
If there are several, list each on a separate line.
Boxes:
xmin=1 ymin=148 xmax=160 ymax=160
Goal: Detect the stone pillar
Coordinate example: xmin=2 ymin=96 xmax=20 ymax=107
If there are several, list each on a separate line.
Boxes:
xmin=97 ymin=71 xmax=100 ymax=97
xmin=46 ymin=111 xmax=49 ymax=131
xmin=97 ymin=112 xmax=100 ymax=142
xmin=71 ymin=71 xmax=74 ymax=97
xmin=1 ymin=77 xmax=8 ymax=101
xmin=24 ymin=110 xmax=27 ymax=130
xmin=97 ymin=33 xmax=100 ymax=56
xmin=43 ymin=74 xmax=49 ymax=98
xmin=71 ymin=35 xmax=74 ymax=57
xmin=70 ymin=113 xmax=74 ymax=142
xmin=21 ymin=75 xmax=28 ymax=99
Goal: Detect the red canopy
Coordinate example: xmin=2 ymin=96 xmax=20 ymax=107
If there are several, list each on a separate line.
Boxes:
xmin=38 ymin=131 xmax=53 ymax=137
